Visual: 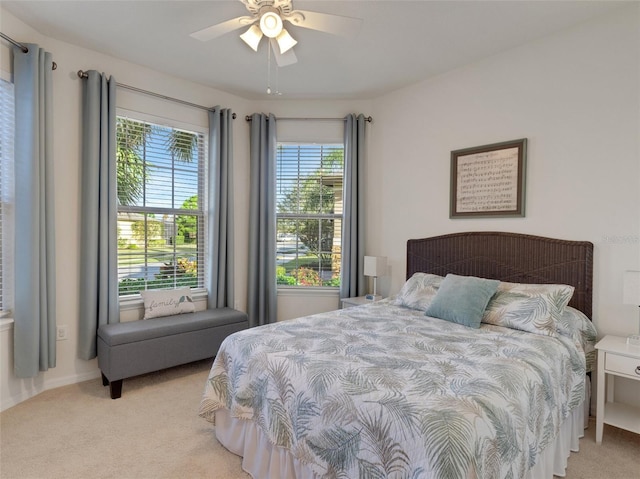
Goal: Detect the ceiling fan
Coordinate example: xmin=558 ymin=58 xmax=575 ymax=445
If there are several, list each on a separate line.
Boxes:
xmin=190 ymin=0 xmax=363 ymax=67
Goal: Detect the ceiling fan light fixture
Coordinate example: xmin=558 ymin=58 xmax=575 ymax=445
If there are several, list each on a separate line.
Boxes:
xmin=276 ymin=29 xmax=297 ymax=54
xmin=240 ymin=24 xmax=263 ymax=51
xmin=259 ymin=11 xmax=283 ymax=38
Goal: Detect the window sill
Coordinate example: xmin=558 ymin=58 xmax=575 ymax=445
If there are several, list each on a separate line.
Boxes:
xmin=0 ymin=316 xmax=14 ymax=332
xmin=277 ymin=287 xmax=340 ymax=298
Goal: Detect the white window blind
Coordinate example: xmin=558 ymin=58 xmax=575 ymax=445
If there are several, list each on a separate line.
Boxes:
xmin=0 ymin=76 xmax=15 ymax=315
xmin=116 ymin=115 xmax=206 ymax=297
xmin=276 ymin=143 xmax=344 ymax=287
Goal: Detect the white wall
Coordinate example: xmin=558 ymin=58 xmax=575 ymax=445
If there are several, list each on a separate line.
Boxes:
xmin=2 ymin=4 xmax=638 ymax=409
xmin=0 ymin=8 xmax=255 ymax=410
xmin=367 ymin=5 xmax=639 ymax=405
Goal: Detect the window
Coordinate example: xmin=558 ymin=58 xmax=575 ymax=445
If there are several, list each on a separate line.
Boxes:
xmin=276 ymin=143 xmax=343 ymax=287
xmin=0 ymin=75 xmax=14 ymax=315
xmin=116 ymin=114 xmax=206 ymax=297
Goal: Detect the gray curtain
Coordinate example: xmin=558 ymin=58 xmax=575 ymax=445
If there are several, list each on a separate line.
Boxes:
xmin=207 ymin=107 xmax=234 ymax=308
xmin=247 ymin=113 xmax=277 ymax=327
xmin=340 ymin=114 xmax=367 ymax=299
xmin=13 ymin=44 xmax=56 ymax=377
xmin=78 ymin=71 xmax=119 ymax=360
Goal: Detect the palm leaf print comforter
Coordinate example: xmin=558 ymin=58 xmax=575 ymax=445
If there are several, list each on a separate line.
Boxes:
xmin=199 ymin=300 xmax=590 ymax=479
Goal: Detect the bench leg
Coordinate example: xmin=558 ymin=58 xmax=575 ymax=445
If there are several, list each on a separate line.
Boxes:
xmin=101 ymin=373 xmax=109 ymax=386
xmin=109 ymin=379 xmax=123 ymax=399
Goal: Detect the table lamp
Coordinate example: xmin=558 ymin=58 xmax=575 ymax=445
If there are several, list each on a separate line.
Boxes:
xmin=623 ymin=270 xmax=640 ymax=346
xmin=364 ymin=256 xmax=387 ymax=300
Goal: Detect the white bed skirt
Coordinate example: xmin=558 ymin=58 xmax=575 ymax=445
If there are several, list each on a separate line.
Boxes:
xmin=214 ymin=377 xmax=591 ymax=479
xmin=215 ymin=405 xmax=585 ymax=479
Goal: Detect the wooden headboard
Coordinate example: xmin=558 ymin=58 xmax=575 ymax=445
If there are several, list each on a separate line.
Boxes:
xmin=406 ymin=232 xmax=593 ymax=318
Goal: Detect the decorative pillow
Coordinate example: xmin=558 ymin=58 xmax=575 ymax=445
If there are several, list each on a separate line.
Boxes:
xmin=482 ymin=282 xmax=575 ymax=337
xmin=425 ymin=274 xmax=499 ymax=328
xmin=392 ymin=273 xmax=444 ymax=311
xmin=140 ymin=287 xmax=195 ymax=319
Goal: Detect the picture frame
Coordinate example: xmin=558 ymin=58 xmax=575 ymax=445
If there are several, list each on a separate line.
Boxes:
xmin=450 ymin=138 xmax=527 ymax=218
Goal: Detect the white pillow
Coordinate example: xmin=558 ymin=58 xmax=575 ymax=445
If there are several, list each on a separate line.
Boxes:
xmin=393 ymin=273 xmax=444 ymax=311
xmin=140 ymin=287 xmax=195 ymax=319
xmin=482 ymin=282 xmax=574 ymax=337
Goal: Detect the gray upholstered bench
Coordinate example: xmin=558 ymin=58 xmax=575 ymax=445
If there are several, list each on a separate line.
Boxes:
xmin=97 ymin=308 xmax=248 ymax=399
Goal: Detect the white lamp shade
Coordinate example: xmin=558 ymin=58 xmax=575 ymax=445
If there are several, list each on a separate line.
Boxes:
xmin=364 ymin=256 xmax=387 ymax=277
xmin=623 ymin=270 xmax=640 ymax=305
xmin=275 ymin=28 xmax=297 ymax=54
xmin=259 ymin=11 xmax=283 ymax=38
xmin=240 ymin=25 xmax=263 ymax=51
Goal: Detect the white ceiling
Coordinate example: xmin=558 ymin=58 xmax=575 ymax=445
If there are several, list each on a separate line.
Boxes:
xmin=3 ymin=0 xmax=626 ymax=100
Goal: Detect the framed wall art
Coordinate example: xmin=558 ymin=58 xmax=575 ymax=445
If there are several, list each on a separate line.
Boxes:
xmin=450 ymin=138 xmax=527 ymax=218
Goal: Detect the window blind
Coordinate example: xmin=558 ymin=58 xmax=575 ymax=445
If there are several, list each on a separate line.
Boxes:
xmin=116 ymin=116 xmax=206 ymax=296
xmin=276 ymin=143 xmax=344 ymax=287
xmin=0 ymin=76 xmax=14 ymax=314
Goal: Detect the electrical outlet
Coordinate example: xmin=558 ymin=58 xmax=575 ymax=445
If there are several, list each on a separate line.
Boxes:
xmin=56 ymin=325 xmax=68 ymax=341
xmin=234 ymin=300 xmax=240 ymax=310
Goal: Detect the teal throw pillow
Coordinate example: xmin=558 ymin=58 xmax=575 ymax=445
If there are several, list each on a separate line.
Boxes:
xmin=425 ymin=274 xmax=499 ymax=328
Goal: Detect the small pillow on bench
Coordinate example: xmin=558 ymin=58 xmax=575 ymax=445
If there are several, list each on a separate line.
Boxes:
xmin=140 ymin=287 xmax=195 ymax=319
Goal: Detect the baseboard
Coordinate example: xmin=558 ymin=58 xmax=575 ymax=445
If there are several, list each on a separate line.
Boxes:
xmin=1 ymin=369 xmax=101 ymax=412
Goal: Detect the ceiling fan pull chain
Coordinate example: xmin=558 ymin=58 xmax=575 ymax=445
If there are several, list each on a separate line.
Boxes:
xmin=267 ymin=44 xmax=272 ymax=95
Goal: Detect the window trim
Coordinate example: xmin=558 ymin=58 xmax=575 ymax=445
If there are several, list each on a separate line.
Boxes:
xmin=277 ymin=286 xmax=340 ymax=296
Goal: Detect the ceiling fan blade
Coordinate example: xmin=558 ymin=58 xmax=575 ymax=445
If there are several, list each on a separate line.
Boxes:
xmin=285 ymin=10 xmax=363 ymax=39
xmin=190 ymin=16 xmax=254 ymax=42
xmin=270 ymin=39 xmax=297 ymax=67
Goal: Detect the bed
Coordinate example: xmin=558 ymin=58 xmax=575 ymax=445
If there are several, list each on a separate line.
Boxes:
xmin=199 ymin=231 xmax=596 ymax=479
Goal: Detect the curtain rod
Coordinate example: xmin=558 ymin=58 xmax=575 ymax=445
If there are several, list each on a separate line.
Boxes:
xmin=0 ymin=32 xmax=57 ymax=70
xmin=245 ymin=115 xmax=372 ymax=122
xmin=77 ymin=70 xmax=236 ymax=118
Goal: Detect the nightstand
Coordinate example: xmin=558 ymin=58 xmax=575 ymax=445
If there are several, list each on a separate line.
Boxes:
xmin=595 ymin=335 xmax=640 ymax=444
xmin=341 ymin=295 xmax=382 ymax=308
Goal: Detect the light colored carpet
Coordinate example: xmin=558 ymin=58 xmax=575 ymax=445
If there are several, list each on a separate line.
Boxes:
xmin=1 ymin=359 xmax=638 ymax=479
